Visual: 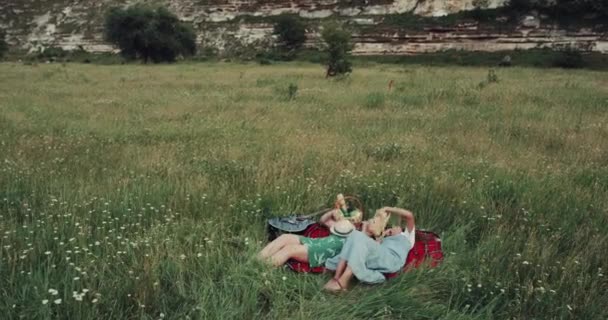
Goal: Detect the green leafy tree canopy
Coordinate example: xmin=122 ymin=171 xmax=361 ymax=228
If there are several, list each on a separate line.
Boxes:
xmin=273 ymin=15 xmax=306 ymax=51
xmin=104 ymin=5 xmax=196 ymax=63
xmin=0 ymin=30 xmax=8 ymax=59
xmin=321 ymin=22 xmax=354 ymax=77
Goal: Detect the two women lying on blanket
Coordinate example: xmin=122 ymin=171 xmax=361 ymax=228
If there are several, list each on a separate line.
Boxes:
xmin=324 ymin=207 xmax=415 ymax=292
xmin=258 ymin=205 xmax=415 ymax=291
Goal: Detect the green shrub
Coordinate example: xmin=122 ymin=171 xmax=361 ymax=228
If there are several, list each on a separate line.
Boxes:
xmin=365 ymin=143 xmax=404 ymax=161
xmin=255 ymin=49 xmax=291 ymax=63
xmin=295 ymin=49 xmax=324 ymax=63
xmin=273 ymin=15 xmax=306 ymax=53
xmin=555 ymin=0 xmax=608 ymax=18
xmin=104 ymin=5 xmax=196 ymax=63
xmin=364 ymin=92 xmax=386 ymax=109
xmin=0 ymin=30 xmax=7 ymax=59
xmin=487 ymin=69 xmax=499 ymax=83
xmin=506 ymin=0 xmax=538 ymax=12
xmin=275 ymin=83 xmax=299 ymax=100
xmin=321 ymin=22 xmax=353 ymax=77
xmin=553 ymin=47 xmax=585 ymax=69
xmin=35 ymin=47 xmax=68 ymax=61
xmin=258 ymin=58 xmax=272 ymax=65
xmin=287 ymin=83 xmax=298 ymax=100
xmin=199 ymin=47 xmax=218 ymax=59
xmin=478 ymin=68 xmax=499 ymax=89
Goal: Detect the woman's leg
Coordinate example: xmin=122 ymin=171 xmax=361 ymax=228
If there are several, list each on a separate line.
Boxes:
xmin=334 ymin=259 xmax=347 ymax=279
xmin=269 ymin=244 xmax=308 ymax=267
xmin=324 ymin=265 xmax=354 ymax=291
xmin=337 ymin=266 xmax=354 ymax=288
xmin=258 ymin=234 xmax=301 ymax=259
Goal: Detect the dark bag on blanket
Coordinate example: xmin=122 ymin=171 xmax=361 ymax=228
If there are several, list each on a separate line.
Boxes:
xmin=267 ymin=216 xmax=317 ymax=241
xmin=266 ymin=208 xmax=332 ymax=241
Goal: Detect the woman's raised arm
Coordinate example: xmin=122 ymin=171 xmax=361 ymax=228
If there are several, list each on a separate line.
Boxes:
xmin=382 ymin=207 xmax=415 ymax=233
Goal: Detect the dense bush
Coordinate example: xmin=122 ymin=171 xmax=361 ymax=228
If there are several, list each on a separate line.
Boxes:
xmin=506 ymin=0 xmax=539 ymax=12
xmin=507 ymin=0 xmax=608 ymax=19
xmin=321 ymin=23 xmax=353 ymax=77
xmin=553 ymin=47 xmax=585 ymax=69
xmin=104 ymin=5 xmax=196 ymax=63
xmin=287 ymin=83 xmax=298 ymax=100
xmin=273 ymin=15 xmax=306 ymax=52
xmin=35 ymin=47 xmax=68 ymax=61
xmin=0 ymin=30 xmax=8 ymax=59
xmin=555 ymin=0 xmax=608 ymax=17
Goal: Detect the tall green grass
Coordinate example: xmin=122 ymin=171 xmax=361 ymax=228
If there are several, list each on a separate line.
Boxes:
xmin=0 ymin=62 xmax=607 ymax=319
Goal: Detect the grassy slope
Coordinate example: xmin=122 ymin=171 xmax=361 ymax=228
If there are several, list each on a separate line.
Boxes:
xmin=0 ymin=62 xmax=607 ymax=319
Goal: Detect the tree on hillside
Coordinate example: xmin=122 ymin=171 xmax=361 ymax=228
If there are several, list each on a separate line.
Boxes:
xmin=321 ymin=23 xmax=354 ymax=77
xmin=506 ymin=0 xmax=547 ymax=12
xmin=0 ymin=30 xmax=8 ymax=59
xmin=104 ymin=5 xmax=196 ymax=63
xmin=273 ymin=15 xmax=306 ymax=52
xmin=555 ymin=0 xmax=608 ymax=17
xmin=507 ymin=0 xmax=608 ymax=17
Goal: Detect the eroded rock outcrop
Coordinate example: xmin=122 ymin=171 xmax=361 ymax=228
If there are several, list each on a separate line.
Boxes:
xmin=0 ymin=0 xmax=606 ymax=55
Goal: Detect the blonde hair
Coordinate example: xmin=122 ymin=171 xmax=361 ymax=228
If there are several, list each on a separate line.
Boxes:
xmin=367 ymin=209 xmax=390 ymax=238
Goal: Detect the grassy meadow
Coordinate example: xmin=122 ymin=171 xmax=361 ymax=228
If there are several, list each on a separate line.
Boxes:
xmin=0 ymin=62 xmax=607 ymax=319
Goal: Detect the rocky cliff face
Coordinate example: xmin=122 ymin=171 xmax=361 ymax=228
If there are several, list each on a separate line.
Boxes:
xmin=1 ymin=0 xmax=606 ymax=55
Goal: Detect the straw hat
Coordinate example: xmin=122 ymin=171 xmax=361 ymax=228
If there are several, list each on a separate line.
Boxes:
xmin=330 ymin=219 xmax=355 ymax=237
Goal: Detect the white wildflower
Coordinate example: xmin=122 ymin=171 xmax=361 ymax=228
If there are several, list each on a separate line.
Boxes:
xmin=73 ymin=292 xmax=84 ymax=301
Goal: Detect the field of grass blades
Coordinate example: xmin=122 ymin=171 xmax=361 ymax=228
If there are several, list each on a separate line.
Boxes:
xmin=0 ymin=62 xmax=607 ymax=319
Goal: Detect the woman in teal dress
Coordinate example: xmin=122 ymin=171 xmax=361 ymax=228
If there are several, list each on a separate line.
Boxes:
xmin=258 ymin=218 xmax=354 ymax=268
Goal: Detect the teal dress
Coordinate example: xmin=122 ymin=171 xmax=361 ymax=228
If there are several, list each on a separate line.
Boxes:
xmin=299 ymin=234 xmax=346 ymax=268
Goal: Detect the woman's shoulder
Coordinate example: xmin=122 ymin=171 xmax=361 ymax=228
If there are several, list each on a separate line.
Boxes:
xmin=401 ymin=226 xmax=416 ymax=245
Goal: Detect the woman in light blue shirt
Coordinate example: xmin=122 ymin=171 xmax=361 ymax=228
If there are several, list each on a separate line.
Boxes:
xmin=324 ymin=207 xmax=416 ymax=291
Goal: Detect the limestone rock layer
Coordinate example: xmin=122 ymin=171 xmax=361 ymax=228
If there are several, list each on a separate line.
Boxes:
xmin=1 ymin=0 xmax=606 ymax=54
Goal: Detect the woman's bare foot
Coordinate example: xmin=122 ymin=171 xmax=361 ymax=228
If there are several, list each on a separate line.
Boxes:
xmin=323 ymin=278 xmax=346 ymax=292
